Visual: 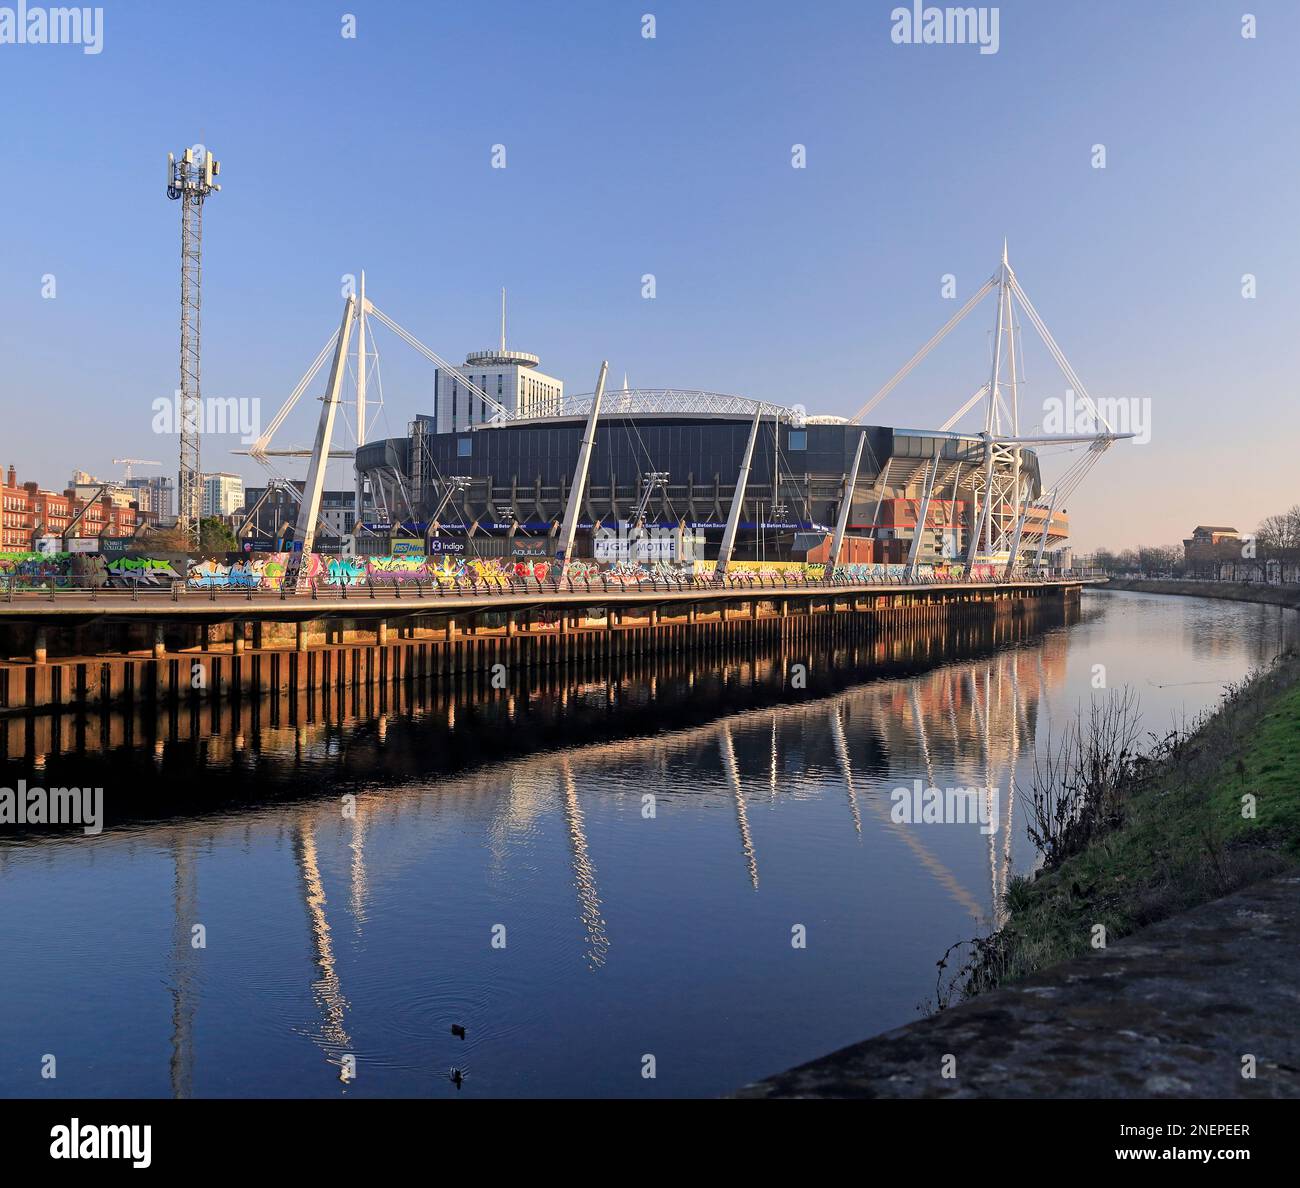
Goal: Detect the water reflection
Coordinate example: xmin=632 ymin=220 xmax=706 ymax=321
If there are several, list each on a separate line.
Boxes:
xmin=0 ymin=591 xmax=1295 ymax=1098
xmin=168 ymin=843 xmax=197 ymax=1099
xmin=561 ymin=758 xmax=610 ymax=971
xmin=293 ymin=822 xmax=353 ymax=1077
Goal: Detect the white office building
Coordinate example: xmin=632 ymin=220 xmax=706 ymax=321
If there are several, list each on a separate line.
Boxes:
xmin=202 ymin=472 xmax=245 ymax=518
xmin=434 ymin=347 xmax=564 ymax=433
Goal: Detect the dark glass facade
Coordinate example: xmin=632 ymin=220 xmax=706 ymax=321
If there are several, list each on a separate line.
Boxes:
xmin=356 ymin=414 xmax=1042 ymax=557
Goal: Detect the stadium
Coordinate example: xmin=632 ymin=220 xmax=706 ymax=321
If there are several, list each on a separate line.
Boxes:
xmin=354 ymin=385 xmax=1070 ymax=568
xmin=253 ymin=250 xmax=1122 ymax=575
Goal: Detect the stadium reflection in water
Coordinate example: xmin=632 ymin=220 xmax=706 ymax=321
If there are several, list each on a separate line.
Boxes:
xmin=0 ymin=590 xmax=1295 ymax=1098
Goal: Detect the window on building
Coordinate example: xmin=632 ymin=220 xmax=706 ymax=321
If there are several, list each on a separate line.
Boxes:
xmin=457 ymin=437 xmax=472 ymax=458
xmin=788 ymin=430 xmax=807 ymax=450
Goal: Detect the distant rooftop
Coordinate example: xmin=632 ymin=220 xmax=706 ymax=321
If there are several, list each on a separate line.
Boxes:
xmin=464 ymin=349 xmax=541 ymax=369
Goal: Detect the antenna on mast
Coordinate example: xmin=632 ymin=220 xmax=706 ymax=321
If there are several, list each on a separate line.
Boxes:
xmin=500 ymin=287 xmax=507 ymax=353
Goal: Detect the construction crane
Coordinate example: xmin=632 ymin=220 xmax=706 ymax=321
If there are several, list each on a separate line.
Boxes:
xmin=166 ymin=144 xmax=222 ymax=548
xmin=61 ymin=482 xmax=110 ymax=550
xmin=113 ymin=458 xmax=161 ymax=482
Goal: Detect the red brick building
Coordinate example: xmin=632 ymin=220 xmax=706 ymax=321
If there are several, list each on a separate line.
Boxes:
xmin=2 ymin=465 xmax=34 ymax=550
xmin=1 ymin=465 xmax=152 ymax=550
xmin=1182 ymin=525 xmax=1242 ymax=577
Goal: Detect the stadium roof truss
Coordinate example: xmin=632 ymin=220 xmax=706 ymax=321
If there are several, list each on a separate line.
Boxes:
xmin=851 ymin=243 xmax=1133 ymax=573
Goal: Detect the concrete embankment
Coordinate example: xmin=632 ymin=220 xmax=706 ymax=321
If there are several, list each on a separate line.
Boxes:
xmin=738 ymin=871 xmax=1300 ymax=1098
xmin=741 ymin=603 xmax=1300 ymax=1099
xmin=1103 ymin=577 xmax=1300 ymax=610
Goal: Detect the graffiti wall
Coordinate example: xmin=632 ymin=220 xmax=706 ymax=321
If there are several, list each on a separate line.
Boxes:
xmin=0 ymin=552 xmax=79 ymax=589
xmin=709 ymin=559 xmax=936 ymax=582
xmin=1 ymin=550 xmax=1005 ymax=592
xmin=0 ymin=552 xmax=184 ymax=589
xmin=292 ymin=555 xmax=699 ymax=589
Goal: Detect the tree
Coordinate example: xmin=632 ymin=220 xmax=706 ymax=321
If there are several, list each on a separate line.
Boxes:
xmin=199 ymin=517 xmax=238 ymax=555
xmin=139 ymin=524 xmax=191 ymax=553
xmin=1137 ymin=544 xmax=1181 ymax=576
xmin=1256 ymin=505 xmax=1300 ymax=552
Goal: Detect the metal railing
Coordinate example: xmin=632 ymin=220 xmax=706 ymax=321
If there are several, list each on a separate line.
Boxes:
xmin=1 ymin=568 xmax=1085 ymax=604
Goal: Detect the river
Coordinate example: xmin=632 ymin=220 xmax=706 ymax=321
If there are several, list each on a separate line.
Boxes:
xmin=0 ymin=589 xmax=1295 ymax=1097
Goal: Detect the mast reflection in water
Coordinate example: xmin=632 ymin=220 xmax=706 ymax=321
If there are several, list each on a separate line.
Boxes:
xmin=0 ymin=590 xmax=1295 ymax=1097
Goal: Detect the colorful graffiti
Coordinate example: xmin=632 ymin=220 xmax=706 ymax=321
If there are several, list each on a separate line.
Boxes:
xmin=305 ymin=556 xmax=367 ymax=587
xmin=107 ymin=557 xmax=182 ymax=587
xmin=830 ymin=563 xmax=918 ymax=582
xmin=187 ymin=555 xmax=289 ymax=590
xmin=1 ymin=550 xmax=1010 ymax=592
xmin=0 ymin=551 xmax=167 ymax=589
xmin=0 ymin=552 xmax=77 ymax=588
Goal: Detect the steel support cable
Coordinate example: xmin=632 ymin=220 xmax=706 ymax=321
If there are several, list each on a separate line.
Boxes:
xmin=940 ymin=384 xmax=989 ymax=431
xmin=622 ymin=413 xmax=680 ymax=526
xmin=764 ymin=416 xmax=802 ymax=548
xmin=367 ymin=306 xmax=513 ymax=423
xmin=997 ymin=440 xmax=1099 ymax=552
xmin=995 ymin=389 xmax=1014 ymax=429
xmin=253 ymin=453 xmax=332 ymax=542
xmin=1009 ymin=279 xmax=1113 ymax=433
xmin=851 ymin=276 xmax=996 ymax=424
xmin=1054 ymin=442 xmax=1109 ymax=505
xmin=1022 ymin=473 xmax=1082 ymax=548
xmin=1036 ymin=449 xmax=1091 ymax=506
xmin=1039 ymin=440 xmax=1108 ymax=515
xmin=253 ymin=330 xmax=339 ymax=453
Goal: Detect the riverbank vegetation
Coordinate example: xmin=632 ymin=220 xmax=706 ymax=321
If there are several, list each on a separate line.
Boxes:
xmin=937 ymin=650 xmax=1300 ymax=1005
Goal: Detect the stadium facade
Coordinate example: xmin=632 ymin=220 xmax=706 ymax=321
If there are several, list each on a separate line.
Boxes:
xmin=355 ymin=369 xmax=1069 ymax=565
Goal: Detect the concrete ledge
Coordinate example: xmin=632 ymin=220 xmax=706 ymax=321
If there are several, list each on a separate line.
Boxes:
xmin=1103 ymin=578 xmax=1300 ymax=611
xmin=738 ymin=871 xmax=1300 ymax=1098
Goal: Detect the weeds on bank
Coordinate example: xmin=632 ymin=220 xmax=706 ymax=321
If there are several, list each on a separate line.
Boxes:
xmin=1025 ymin=686 xmax=1142 ymax=867
xmin=931 ymin=652 xmax=1300 ymax=1010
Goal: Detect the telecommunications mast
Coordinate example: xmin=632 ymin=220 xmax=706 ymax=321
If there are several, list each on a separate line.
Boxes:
xmin=166 ymin=144 xmax=221 ymax=547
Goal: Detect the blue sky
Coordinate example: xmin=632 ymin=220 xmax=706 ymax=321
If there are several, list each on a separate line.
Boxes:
xmin=1 ymin=0 xmax=1296 ymax=549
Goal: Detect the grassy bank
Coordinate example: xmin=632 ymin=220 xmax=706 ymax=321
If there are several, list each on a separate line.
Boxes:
xmin=947 ymin=651 xmax=1300 ymax=1001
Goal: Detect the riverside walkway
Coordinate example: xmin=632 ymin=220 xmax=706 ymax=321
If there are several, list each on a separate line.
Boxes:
xmin=738 ymin=871 xmax=1300 ymax=1098
xmin=0 ymin=571 xmax=1092 ymax=621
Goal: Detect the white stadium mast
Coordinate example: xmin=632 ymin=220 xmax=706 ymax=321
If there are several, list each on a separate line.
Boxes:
xmin=851 ymin=243 xmax=1131 ymax=574
xmin=248 ymin=280 xmax=518 ymax=583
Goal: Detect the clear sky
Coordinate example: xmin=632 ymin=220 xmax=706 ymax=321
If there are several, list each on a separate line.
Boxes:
xmin=1 ymin=0 xmax=1296 ymax=550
